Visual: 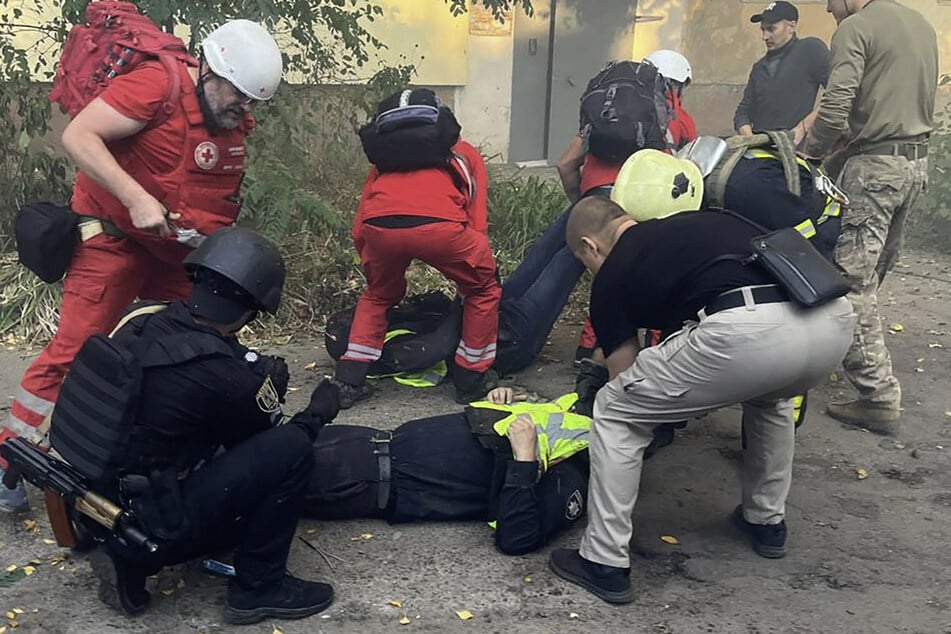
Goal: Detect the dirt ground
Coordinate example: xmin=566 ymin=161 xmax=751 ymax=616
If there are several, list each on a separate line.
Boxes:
xmin=1 ymin=248 xmax=950 ymax=634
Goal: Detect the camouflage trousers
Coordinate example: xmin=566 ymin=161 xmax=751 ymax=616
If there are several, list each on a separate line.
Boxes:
xmin=833 ymin=154 xmax=928 ymax=408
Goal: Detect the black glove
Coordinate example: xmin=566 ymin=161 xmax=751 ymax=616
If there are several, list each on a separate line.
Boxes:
xmin=305 ymin=380 xmax=341 ymax=423
xmin=250 ymin=354 xmax=290 ymax=403
xmin=288 ymin=381 xmax=341 ymax=441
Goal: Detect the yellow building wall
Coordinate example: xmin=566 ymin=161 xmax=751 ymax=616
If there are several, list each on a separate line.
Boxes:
xmin=634 ymin=0 xmax=951 ymax=135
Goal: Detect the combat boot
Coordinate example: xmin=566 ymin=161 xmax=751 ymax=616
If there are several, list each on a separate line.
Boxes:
xmin=89 ymin=545 xmax=152 ymax=616
xmin=732 ymin=505 xmax=787 ymax=559
xmin=225 ymin=574 xmax=334 ymax=624
xmin=335 ymin=380 xmax=374 ymax=409
xmin=827 ymin=400 xmax=900 ymax=436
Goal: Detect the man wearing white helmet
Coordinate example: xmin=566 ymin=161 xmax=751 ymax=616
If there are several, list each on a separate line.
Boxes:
xmin=1 ymin=19 xmax=283 ymax=513
xmin=644 ymin=49 xmax=697 ymax=150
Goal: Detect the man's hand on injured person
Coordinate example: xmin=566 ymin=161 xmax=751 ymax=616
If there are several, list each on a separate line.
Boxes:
xmin=507 ymin=416 xmax=538 ymax=462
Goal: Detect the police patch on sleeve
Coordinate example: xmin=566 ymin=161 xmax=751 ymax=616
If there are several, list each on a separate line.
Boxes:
xmin=565 ymin=489 xmax=584 ymax=521
xmin=255 ymin=376 xmax=281 ymax=413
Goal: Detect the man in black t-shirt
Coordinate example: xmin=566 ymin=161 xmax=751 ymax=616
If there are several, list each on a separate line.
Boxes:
xmin=548 ymin=197 xmax=854 ymax=604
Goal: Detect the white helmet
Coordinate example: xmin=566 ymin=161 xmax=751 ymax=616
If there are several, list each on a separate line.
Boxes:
xmin=202 ymin=20 xmax=283 ymax=101
xmin=644 ymin=49 xmax=692 ymax=85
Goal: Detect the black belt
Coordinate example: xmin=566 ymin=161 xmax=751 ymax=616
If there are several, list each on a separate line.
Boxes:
xmin=702 ymin=285 xmax=788 ymax=317
xmin=857 ymin=137 xmax=929 ymax=160
xmin=371 ymin=431 xmax=392 ymax=510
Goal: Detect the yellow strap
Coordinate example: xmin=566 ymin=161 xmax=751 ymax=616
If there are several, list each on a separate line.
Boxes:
xmin=794 ymin=219 xmax=817 ymax=239
xmin=109 ymin=304 xmax=169 ymax=337
xmin=746 ymin=148 xmax=810 ymax=170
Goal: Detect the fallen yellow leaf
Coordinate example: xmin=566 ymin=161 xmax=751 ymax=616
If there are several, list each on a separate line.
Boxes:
xmin=6 ymin=622 xmax=16 ymax=629
xmin=9 ymin=612 xmax=21 ymax=617
xmin=304 ymin=362 xmax=318 ymax=371
xmin=388 ymin=600 xmax=403 ymax=608
xmin=306 ymin=529 xmax=316 ymax=535
xmin=28 ymin=560 xmax=41 ymax=566
xmin=1 ymin=624 xmax=6 ymax=633
xmin=524 ymin=576 xmax=533 ymax=583
xmin=569 ymin=612 xmax=580 ymax=619
xmin=3 ymin=614 xmax=13 ymax=621
xmin=22 ymin=567 xmax=35 ymax=576
xmin=660 ymin=535 xmax=680 ymax=545
xmin=272 ymin=627 xmax=284 ymax=634
xmin=5 ymin=565 xmax=16 ymax=573
xmin=856 ymin=467 xmax=869 ymax=480
xmin=41 ymin=539 xmax=55 ymax=546
xmin=889 ymin=323 xmax=904 ymax=333
xmin=456 ymin=610 xmax=474 ymax=620
xmin=399 ymin=616 xmax=411 ymax=625
xmin=23 ymin=520 xmax=36 ymax=532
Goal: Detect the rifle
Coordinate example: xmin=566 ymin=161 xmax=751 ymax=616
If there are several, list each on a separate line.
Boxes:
xmin=1 ymin=437 xmax=157 ymax=553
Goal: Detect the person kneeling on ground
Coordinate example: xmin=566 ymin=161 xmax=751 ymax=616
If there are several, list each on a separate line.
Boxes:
xmin=548 ymin=197 xmax=854 ymax=604
xmin=48 ymin=228 xmax=338 ymax=625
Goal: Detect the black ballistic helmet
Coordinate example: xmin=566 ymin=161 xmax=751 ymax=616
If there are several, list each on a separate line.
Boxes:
xmin=183 ymin=227 xmax=286 ymax=323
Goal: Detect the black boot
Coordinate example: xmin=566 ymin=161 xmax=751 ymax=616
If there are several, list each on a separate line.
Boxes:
xmin=88 ymin=546 xmax=152 ymax=617
xmin=334 ymin=380 xmax=373 ymax=409
xmin=452 ymin=368 xmax=498 ymax=404
xmin=225 ymin=574 xmax=334 ymax=625
xmin=732 ymin=505 xmax=787 ymax=559
xmin=549 ymin=548 xmax=634 ymax=604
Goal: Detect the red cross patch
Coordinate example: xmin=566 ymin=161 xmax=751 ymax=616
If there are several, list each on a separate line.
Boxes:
xmin=194 ymin=141 xmax=220 ymax=170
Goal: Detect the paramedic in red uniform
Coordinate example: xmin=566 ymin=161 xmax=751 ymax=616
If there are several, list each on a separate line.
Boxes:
xmin=1 ymin=20 xmax=283 ymax=512
xmin=334 ymin=89 xmax=501 ymax=408
xmin=558 ymin=52 xmax=698 ymax=361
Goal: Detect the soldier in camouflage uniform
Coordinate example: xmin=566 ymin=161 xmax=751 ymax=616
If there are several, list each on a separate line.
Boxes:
xmin=801 ymin=0 xmax=937 ymax=436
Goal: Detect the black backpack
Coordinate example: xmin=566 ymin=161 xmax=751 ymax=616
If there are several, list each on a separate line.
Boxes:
xmin=50 ymin=307 xmax=235 ymax=486
xmin=579 ymin=60 xmax=671 ymax=161
xmin=359 ymin=102 xmax=462 ymax=173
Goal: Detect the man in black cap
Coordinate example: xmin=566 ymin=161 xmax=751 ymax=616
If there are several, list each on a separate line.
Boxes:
xmin=734 ymin=1 xmax=830 ymax=135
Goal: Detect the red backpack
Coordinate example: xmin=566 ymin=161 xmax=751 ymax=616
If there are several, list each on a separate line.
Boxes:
xmin=49 ymin=1 xmax=197 ymax=127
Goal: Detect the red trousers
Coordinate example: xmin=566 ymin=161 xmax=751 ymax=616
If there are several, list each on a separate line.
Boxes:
xmin=339 ymin=222 xmax=501 ymax=382
xmin=1 ymin=233 xmax=191 ymax=459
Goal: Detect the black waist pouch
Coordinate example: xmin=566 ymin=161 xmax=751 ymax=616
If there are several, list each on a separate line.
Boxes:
xmin=748 ymin=226 xmax=852 ymax=307
xmin=15 ymin=202 xmax=79 ymax=283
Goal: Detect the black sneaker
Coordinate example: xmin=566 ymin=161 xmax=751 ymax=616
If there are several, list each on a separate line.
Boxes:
xmin=224 ymin=574 xmax=334 ymax=625
xmin=88 ymin=546 xmax=151 ymax=616
xmin=643 ymin=421 xmax=687 ymax=460
xmin=452 ymin=369 xmax=499 ymax=404
xmin=548 ymin=548 xmax=635 ymax=604
xmin=732 ymin=505 xmax=787 ymax=559
xmin=336 ymin=381 xmax=373 ymax=409
xmin=574 ymin=346 xmax=595 ymax=366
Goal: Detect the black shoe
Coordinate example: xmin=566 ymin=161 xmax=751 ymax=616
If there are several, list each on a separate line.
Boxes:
xmin=88 ymin=546 xmax=151 ymax=616
xmin=335 ymin=381 xmax=373 ymax=409
xmin=573 ymin=359 xmax=608 ymax=417
xmin=643 ymin=421 xmax=687 ymax=460
xmin=452 ymin=369 xmax=499 ymax=404
xmin=548 ymin=548 xmax=634 ymax=604
xmin=224 ymin=574 xmax=334 ymax=625
xmin=574 ymin=346 xmax=595 ymax=366
xmin=732 ymin=505 xmax=787 ymax=559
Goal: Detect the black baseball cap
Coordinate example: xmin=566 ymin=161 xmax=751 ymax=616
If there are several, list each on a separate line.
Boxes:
xmin=751 ymin=1 xmax=799 ymax=24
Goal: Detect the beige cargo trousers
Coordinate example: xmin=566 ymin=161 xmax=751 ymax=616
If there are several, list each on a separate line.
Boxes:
xmin=580 ymin=290 xmax=854 ymax=568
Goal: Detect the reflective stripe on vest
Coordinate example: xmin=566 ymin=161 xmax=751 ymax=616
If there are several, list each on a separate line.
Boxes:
xmin=745 ymin=148 xmax=840 ymax=234
xmin=467 ymin=393 xmax=591 ymax=471
xmin=367 ymin=329 xmax=446 ymax=387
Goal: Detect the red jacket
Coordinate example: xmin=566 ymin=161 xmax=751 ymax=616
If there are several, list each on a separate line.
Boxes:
xmin=667 ymin=92 xmax=697 ymax=150
xmin=353 ymin=140 xmax=488 ymax=240
xmin=71 ymin=61 xmax=252 ymax=264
